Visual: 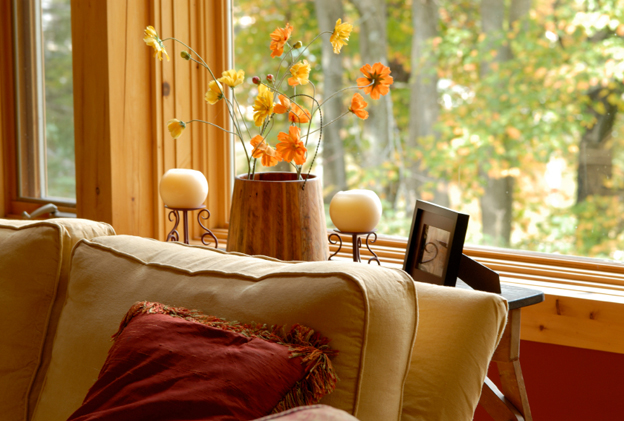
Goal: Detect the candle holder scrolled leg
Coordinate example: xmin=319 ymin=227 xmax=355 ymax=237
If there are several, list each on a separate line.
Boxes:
xmin=328 ymin=230 xmax=380 ymax=265
xmin=165 ymin=205 xmax=218 ymax=248
xmin=166 ymin=209 xmax=181 ymax=242
xmin=197 ymin=208 xmax=219 ymax=248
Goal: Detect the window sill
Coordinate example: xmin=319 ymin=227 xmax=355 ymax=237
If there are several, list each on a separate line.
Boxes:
xmin=205 ymin=228 xmax=624 ymax=355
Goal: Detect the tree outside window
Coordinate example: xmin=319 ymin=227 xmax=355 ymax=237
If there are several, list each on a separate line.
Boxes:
xmin=232 ymin=0 xmax=624 ymax=263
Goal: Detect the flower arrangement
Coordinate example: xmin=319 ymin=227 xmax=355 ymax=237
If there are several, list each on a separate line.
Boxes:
xmin=144 ymin=19 xmax=394 ymax=181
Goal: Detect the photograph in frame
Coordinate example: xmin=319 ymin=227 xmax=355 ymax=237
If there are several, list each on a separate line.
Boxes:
xmin=403 ymin=200 xmax=469 ymax=287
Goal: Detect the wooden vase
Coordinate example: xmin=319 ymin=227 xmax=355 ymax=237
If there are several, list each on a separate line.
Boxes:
xmin=227 ymin=172 xmax=329 ymax=261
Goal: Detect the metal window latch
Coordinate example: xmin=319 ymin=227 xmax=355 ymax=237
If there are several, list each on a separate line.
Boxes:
xmin=22 ymin=203 xmax=59 ymax=219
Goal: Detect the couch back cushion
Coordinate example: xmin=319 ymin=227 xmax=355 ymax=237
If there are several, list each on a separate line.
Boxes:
xmin=0 ymin=219 xmax=115 ymax=421
xmin=32 ymin=235 xmax=417 ymax=421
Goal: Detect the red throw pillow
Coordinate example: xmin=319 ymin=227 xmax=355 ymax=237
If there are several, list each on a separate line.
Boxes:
xmin=68 ymin=301 xmax=338 ymax=421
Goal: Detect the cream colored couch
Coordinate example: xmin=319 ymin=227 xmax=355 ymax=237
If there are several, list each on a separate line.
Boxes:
xmin=0 ymin=218 xmax=508 ymax=421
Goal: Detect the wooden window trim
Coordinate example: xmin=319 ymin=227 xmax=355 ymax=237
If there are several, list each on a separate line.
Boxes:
xmin=0 ymin=0 xmax=77 ymax=218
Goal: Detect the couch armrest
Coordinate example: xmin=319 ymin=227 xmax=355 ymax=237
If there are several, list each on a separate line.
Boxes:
xmin=402 ymin=282 xmax=508 ymax=421
xmin=0 ymin=218 xmax=115 ymax=421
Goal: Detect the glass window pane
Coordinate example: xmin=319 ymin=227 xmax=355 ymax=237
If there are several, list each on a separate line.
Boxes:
xmin=13 ymin=0 xmax=75 ymax=202
xmin=231 ymin=0 xmax=624 ymax=263
xmin=42 ymin=0 xmax=75 ymax=200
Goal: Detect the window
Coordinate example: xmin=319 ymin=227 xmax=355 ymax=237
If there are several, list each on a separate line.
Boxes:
xmin=12 ymin=0 xmax=75 ymax=206
xmin=231 ymin=0 xmax=624 ymax=267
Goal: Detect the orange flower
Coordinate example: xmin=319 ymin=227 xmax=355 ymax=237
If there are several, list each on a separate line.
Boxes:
xmin=357 ymin=62 xmax=394 ymax=100
xmin=269 ymin=23 xmax=293 ymax=58
xmin=273 ymin=95 xmax=291 ymax=114
xmin=274 ymin=95 xmax=310 ymax=123
xmin=289 ymin=105 xmax=311 ymax=124
xmin=276 ymin=126 xmax=307 ymax=165
xmin=288 ymin=60 xmax=311 ymax=86
xmin=251 ymin=135 xmax=282 ymax=167
xmin=330 ymin=19 xmax=352 ymax=54
xmin=349 ymin=93 xmax=369 ymax=120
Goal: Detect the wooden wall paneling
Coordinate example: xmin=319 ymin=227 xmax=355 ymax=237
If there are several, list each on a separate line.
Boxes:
xmin=73 ymin=0 xmax=157 ymax=236
xmin=106 ymin=0 xmax=155 ymax=237
xmin=173 ymin=0 xmax=192 ymax=171
xmin=72 ymin=0 xmax=114 ymax=224
xmin=150 ymin=0 xmax=166 ymax=240
xmin=159 ymin=0 xmax=177 ymax=240
xmin=190 ymin=0 xmax=205 ymax=239
xmin=203 ymin=0 xmax=232 ymax=229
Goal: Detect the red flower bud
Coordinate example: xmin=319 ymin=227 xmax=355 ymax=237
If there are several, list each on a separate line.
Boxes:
xmin=266 ymin=74 xmax=274 ymax=82
xmin=252 ymin=76 xmax=261 ymax=85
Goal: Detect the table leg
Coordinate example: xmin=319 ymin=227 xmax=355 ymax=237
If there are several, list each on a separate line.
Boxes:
xmin=479 ymin=308 xmax=532 ymax=421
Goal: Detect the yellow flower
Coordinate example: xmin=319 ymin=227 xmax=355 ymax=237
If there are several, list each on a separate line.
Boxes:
xmin=205 ymin=80 xmax=224 ymax=105
xmin=288 ymin=60 xmax=311 ymax=87
xmin=252 ymin=84 xmax=274 ymax=126
xmin=330 ymin=19 xmax=352 ymax=54
xmin=143 ymin=26 xmax=169 ymax=61
xmin=167 ymin=119 xmax=186 ymax=139
xmin=219 ymin=69 xmax=245 ymax=88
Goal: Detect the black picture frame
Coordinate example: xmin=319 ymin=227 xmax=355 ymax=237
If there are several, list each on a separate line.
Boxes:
xmin=403 ymin=200 xmax=469 ymax=287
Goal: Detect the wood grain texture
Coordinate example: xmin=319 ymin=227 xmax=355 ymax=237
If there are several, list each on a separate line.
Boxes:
xmin=492 ymin=308 xmax=521 ymax=362
xmin=153 ymin=0 xmax=232 ymax=240
xmin=498 ymin=360 xmax=532 ymax=420
xmin=479 ymin=378 xmax=524 ymax=421
xmin=0 ymin=0 xmax=11 ymax=217
xmin=72 ymin=0 xmax=114 ymax=224
xmin=521 ymin=293 xmax=624 ymax=354
xmin=227 ymin=173 xmax=329 ymax=261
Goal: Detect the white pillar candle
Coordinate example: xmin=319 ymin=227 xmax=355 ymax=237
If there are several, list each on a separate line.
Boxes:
xmin=159 ymin=169 xmax=209 ymax=208
xmin=329 ymin=189 xmax=382 ymax=232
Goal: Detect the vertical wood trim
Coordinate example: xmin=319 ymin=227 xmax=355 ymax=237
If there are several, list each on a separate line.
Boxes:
xmin=0 ymin=0 xmax=13 ymax=217
xmin=202 ymin=0 xmax=232 ymax=229
xmin=107 ymin=0 xmax=155 ymax=236
xmin=72 ymin=0 xmax=113 ymax=224
xmin=151 ymin=0 xmax=166 ymax=240
xmin=73 ymin=0 xmax=156 ymax=236
xmin=159 ymin=0 xmax=177 ymax=239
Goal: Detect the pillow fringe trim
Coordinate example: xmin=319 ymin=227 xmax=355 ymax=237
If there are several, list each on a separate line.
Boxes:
xmin=112 ymin=301 xmax=339 ymax=413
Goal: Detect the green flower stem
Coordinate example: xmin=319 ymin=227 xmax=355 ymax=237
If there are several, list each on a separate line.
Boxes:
xmin=300 ymin=111 xmax=350 ymax=138
xmin=318 ymin=83 xmax=372 ymax=108
xmin=232 ymin=91 xmax=253 ymax=140
xmin=185 ymin=119 xmax=238 ymax=135
xmin=163 ymin=37 xmax=252 ymax=176
xmin=293 ymin=31 xmax=331 ymax=64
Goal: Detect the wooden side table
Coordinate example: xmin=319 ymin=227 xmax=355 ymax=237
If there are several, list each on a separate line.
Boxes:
xmin=476 ymin=283 xmax=544 ymax=421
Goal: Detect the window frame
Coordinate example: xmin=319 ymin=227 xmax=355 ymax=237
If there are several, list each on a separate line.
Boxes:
xmin=1 ymin=0 xmax=77 ymax=218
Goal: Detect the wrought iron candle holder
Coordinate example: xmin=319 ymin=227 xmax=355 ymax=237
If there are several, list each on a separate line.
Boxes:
xmin=328 ymin=230 xmax=380 ymax=265
xmin=165 ymin=205 xmax=218 ymax=248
